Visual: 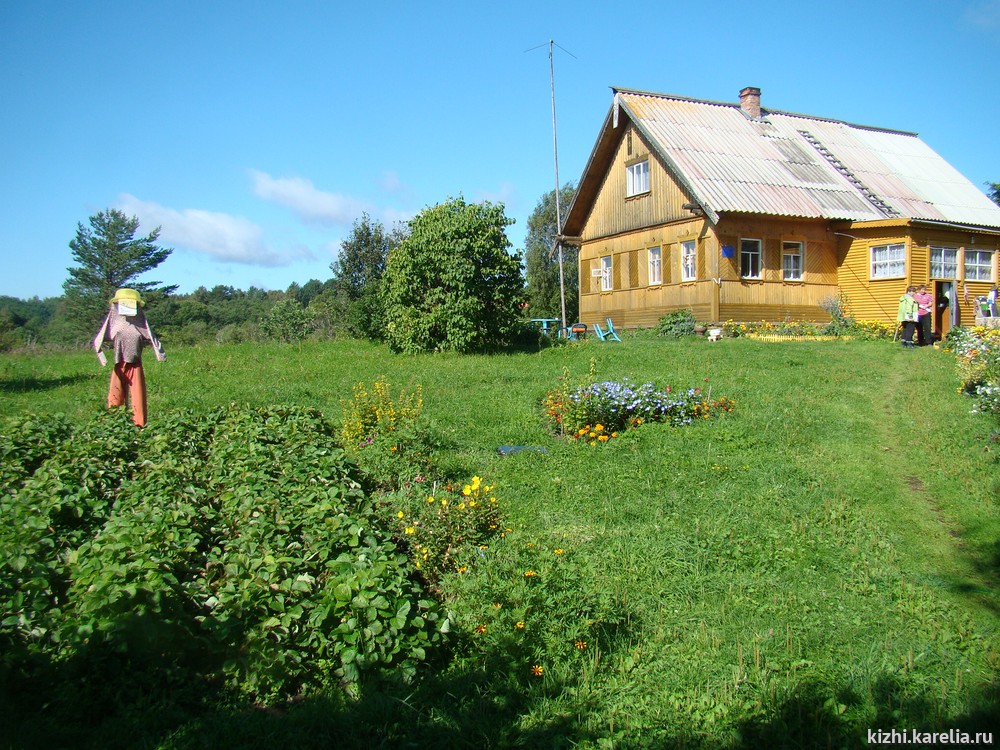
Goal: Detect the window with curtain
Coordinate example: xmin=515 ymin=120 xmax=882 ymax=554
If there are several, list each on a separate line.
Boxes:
xmin=930 ymin=247 xmax=958 ymax=279
xmin=870 ymin=243 xmax=905 ymax=279
xmin=600 ymin=255 xmax=613 ymax=291
xmin=681 ymin=240 xmax=697 ymax=281
xmin=964 ymin=249 xmax=995 ymax=281
xmin=782 ymin=241 xmax=803 ymax=281
xmin=648 ymin=246 xmax=662 ymax=285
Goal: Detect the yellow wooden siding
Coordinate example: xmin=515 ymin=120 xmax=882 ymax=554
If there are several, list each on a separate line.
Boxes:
xmin=578 ymin=124 xmax=696 ymax=242
xmin=834 ymin=224 xmax=1000 ymax=326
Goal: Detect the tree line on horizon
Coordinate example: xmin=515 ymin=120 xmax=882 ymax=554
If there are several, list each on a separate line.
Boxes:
xmin=0 ymin=185 xmax=580 ymax=354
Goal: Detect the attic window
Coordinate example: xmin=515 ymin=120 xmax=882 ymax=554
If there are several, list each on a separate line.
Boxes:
xmin=626 ymin=159 xmax=650 ymax=197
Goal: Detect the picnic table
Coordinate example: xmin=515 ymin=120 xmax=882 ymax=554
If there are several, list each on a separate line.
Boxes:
xmin=530 ymin=318 xmax=561 ymax=336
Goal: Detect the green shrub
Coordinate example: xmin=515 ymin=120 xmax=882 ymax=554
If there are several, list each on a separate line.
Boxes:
xmin=657 ymin=309 xmax=697 ymax=338
xmin=382 ymin=197 xmax=524 ymax=354
xmin=390 ymin=475 xmax=506 ymax=586
xmin=0 ymin=405 xmax=448 ymax=705
xmin=340 ymin=378 xmax=441 ymax=490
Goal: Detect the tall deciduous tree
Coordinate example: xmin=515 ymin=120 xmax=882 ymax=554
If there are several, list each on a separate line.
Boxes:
xmin=524 ymin=183 xmax=578 ymax=323
xmin=987 ymin=181 xmax=1000 ymax=206
xmin=62 ymin=209 xmax=176 ymax=330
xmin=382 ymin=197 xmax=523 ymax=354
xmin=325 ymin=213 xmax=408 ymax=340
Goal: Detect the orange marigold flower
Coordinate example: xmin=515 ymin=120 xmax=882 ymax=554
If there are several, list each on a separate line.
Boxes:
xmin=524 ymin=570 xmax=537 ymax=577
xmin=531 ymin=665 xmax=544 ymax=676
xmin=475 ymin=624 xmax=487 ymax=634
xmin=575 ymin=640 xmax=588 ymax=650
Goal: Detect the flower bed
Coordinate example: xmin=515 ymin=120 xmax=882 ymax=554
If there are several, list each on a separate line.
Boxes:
xmin=544 ymin=378 xmax=734 ymax=443
xmin=946 ymin=326 xmax=1000 ymax=416
xmin=722 ymin=319 xmax=895 ymax=340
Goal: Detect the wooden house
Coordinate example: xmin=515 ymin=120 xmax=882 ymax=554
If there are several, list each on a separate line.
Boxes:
xmin=561 ymin=87 xmax=1000 ymax=336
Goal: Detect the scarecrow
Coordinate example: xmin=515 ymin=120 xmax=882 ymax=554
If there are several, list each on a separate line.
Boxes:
xmin=92 ymin=288 xmax=166 ymax=426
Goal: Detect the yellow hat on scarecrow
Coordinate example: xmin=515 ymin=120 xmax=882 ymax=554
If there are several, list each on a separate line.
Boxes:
xmin=109 ymin=288 xmax=144 ymax=307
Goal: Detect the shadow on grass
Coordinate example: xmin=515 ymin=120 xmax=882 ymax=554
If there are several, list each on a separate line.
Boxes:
xmin=0 ymin=639 xmax=599 ymax=750
xmin=6 ymin=639 xmax=999 ymax=750
xmin=0 ymin=373 xmax=93 ymax=394
xmin=725 ymin=677 xmax=999 ymax=750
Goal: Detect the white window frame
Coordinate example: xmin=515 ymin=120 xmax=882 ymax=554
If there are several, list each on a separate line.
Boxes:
xmin=647 ymin=246 xmax=662 ymax=286
xmin=930 ymin=246 xmax=958 ymax=279
xmin=964 ymin=249 xmax=995 ymax=282
xmin=600 ymin=255 xmax=613 ymax=291
xmin=626 ymin=160 xmax=650 ymax=197
xmin=740 ymin=238 xmax=762 ymax=280
xmin=782 ymin=241 xmax=804 ymax=281
xmin=681 ymin=240 xmax=697 ymax=281
xmin=870 ymin=243 xmax=906 ymax=279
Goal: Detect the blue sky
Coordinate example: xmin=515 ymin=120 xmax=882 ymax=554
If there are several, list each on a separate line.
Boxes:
xmin=2 ymin=0 xmax=998 ymax=299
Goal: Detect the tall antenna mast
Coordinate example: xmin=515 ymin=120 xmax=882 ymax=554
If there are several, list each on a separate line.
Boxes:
xmin=549 ymin=39 xmax=567 ymax=334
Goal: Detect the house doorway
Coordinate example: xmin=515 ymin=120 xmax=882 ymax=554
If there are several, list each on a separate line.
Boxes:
xmin=934 ymin=281 xmax=957 ymax=340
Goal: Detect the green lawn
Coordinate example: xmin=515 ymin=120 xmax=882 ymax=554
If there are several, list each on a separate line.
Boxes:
xmin=1 ymin=336 xmax=998 ymax=748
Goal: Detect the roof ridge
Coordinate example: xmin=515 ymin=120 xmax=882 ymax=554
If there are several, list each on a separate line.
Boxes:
xmin=610 ymin=86 xmax=918 ymax=137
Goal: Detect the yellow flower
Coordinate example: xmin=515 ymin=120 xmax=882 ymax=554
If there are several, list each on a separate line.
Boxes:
xmin=554 ymin=548 xmax=565 ymax=555
xmin=458 ymin=503 xmax=466 ymax=510
xmin=404 ymin=527 xmax=415 ymax=535
xmin=397 ymin=511 xmax=405 ymax=519
xmin=575 ymin=640 xmax=587 ymax=650
xmin=530 ymin=665 xmax=544 ymax=677
xmin=524 ymin=570 xmax=537 ymax=577
xmin=595 ymin=424 xmax=604 ymax=432
xmin=598 ymin=435 xmax=610 ymax=442
xmin=468 ymin=500 xmax=476 ymax=507
xmin=475 ymin=624 xmax=487 ymax=634
xmin=515 ymin=621 xmax=525 ymax=630
xmin=426 ymin=496 xmax=436 ymax=503
xmin=457 ymin=566 xmax=467 ymax=573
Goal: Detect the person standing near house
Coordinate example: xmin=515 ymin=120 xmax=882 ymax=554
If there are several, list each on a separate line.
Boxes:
xmin=92 ymin=288 xmax=166 ymax=427
xmin=897 ymin=286 xmax=919 ymax=348
xmin=913 ymin=284 xmax=934 ymax=345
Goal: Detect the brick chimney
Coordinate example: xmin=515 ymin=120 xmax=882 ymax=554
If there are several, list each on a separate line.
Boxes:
xmin=739 ymin=86 xmax=762 ymax=119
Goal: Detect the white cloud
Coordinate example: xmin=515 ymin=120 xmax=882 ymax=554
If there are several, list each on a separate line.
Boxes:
xmin=249 ymin=169 xmax=372 ymax=226
xmin=117 ymin=193 xmax=308 ymax=267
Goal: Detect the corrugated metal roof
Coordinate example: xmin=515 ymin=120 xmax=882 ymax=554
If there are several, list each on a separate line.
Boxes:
xmin=613 ymin=89 xmax=1000 ymax=229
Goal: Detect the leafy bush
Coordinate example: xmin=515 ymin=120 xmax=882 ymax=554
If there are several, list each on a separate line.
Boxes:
xmin=382 ymin=197 xmax=524 ymax=354
xmin=261 ymin=299 xmax=315 ymax=342
xmin=340 ymin=377 xmax=441 ymax=490
xmin=0 ymin=405 xmax=448 ymax=706
xmin=390 ymin=476 xmax=506 ymax=586
xmin=656 ymin=309 xmax=697 ymax=338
